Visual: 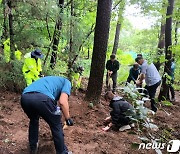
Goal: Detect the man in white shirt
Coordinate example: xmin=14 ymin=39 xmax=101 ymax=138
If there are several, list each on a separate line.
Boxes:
xmin=135 ymin=57 xmax=161 ymax=112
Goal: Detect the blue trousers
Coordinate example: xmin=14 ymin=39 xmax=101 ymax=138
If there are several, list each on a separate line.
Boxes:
xmin=21 ymin=92 xmax=68 ymax=154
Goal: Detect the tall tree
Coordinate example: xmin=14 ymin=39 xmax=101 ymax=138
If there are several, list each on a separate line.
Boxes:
xmin=7 ymin=0 xmax=15 ymax=60
xmin=86 ymin=0 xmax=112 ymax=102
xmin=1 ymin=0 xmax=8 ymax=40
xmin=68 ymin=0 xmax=75 ymax=71
xmin=154 ymin=23 xmax=165 ymax=71
xmin=50 ymin=0 xmax=64 ymax=69
xmin=158 ymin=0 xmax=175 ymax=101
xmin=112 ymin=0 xmax=125 ymax=55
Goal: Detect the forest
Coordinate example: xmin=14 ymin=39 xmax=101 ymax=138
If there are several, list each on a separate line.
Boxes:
xmin=0 ymin=0 xmax=180 ymax=154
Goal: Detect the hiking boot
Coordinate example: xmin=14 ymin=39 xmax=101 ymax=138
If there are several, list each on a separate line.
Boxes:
xmin=151 ymin=105 xmax=157 ymax=112
xmin=30 ymin=149 xmax=38 ymax=154
xmin=171 ymin=98 xmax=175 ymax=102
xmin=119 ymin=125 xmax=131 ymax=132
xmin=130 ymin=123 xmax=135 ymax=128
xmin=29 ymin=142 xmax=38 ymax=154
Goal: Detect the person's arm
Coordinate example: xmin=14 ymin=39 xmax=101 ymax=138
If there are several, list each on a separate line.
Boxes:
xmin=58 ymin=93 xmax=70 ymax=119
xmin=136 ymin=62 xmax=147 ymax=85
xmin=136 ymin=73 xmax=145 ymax=85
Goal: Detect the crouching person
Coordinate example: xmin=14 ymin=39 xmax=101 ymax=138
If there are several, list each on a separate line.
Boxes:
xmin=102 ymin=91 xmax=134 ymax=132
xmin=21 ymin=76 xmax=73 ymax=154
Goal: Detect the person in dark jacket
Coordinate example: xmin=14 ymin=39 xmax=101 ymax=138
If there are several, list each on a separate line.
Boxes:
xmin=106 ymin=54 xmax=120 ymax=93
xmin=126 ymin=63 xmax=140 ymax=85
xmin=102 ymin=91 xmax=134 ymax=132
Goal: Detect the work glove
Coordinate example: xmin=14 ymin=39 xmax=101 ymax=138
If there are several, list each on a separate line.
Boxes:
xmin=66 ymin=118 xmax=74 ymax=126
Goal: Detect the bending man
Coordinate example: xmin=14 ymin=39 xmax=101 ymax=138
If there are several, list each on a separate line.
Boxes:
xmin=21 ymin=76 xmax=73 ymax=154
xmin=136 ymin=57 xmax=161 ymax=112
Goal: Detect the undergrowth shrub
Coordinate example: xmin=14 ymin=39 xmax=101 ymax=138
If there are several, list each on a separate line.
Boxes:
xmin=0 ymin=59 xmax=26 ymax=93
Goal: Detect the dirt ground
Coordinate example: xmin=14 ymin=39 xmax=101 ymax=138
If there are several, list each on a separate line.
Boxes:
xmin=0 ymin=90 xmax=179 ymax=154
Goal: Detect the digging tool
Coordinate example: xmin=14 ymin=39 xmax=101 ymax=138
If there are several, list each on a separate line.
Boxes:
xmin=106 ymin=72 xmax=111 ymax=91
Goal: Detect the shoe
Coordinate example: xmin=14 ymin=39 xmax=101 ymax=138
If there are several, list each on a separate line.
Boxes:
xmin=151 ymin=104 xmax=157 ymax=112
xmin=119 ymin=125 xmax=131 ymax=132
xmin=112 ymin=90 xmax=116 ymax=94
xmin=151 ymin=106 xmax=157 ymax=112
xmin=130 ymin=123 xmax=135 ymax=128
xmin=29 ymin=142 xmax=38 ymax=154
xmin=68 ymin=151 xmax=73 ymax=154
xmin=30 ymin=149 xmax=38 ymax=154
xmin=171 ymin=98 xmax=175 ymax=102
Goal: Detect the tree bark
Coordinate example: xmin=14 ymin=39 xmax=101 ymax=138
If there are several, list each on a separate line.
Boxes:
xmin=67 ymin=0 xmax=75 ymax=79
xmin=7 ymin=0 xmax=15 ymax=60
xmin=154 ymin=23 xmax=165 ymax=71
xmin=112 ymin=0 xmax=125 ymax=55
xmin=50 ymin=0 xmax=64 ymax=69
xmin=158 ymin=0 xmax=174 ymax=101
xmin=2 ymin=0 xmax=8 ymax=40
xmin=174 ymin=21 xmax=179 ymax=45
xmin=86 ymin=0 xmax=112 ymax=103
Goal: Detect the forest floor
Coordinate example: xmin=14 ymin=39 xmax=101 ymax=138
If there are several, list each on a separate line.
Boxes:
xmin=0 ymin=89 xmax=180 ymax=154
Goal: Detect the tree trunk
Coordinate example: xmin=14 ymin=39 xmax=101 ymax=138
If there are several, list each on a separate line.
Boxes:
xmin=2 ymin=0 xmax=8 ymax=40
xmin=174 ymin=21 xmax=179 ymax=45
xmin=67 ymin=0 xmax=75 ymax=79
xmin=112 ymin=22 xmax=121 ymax=55
xmin=112 ymin=1 xmax=125 ymax=55
xmin=86 ymin=0 xmax=112 ymax=103
xmin=50 ymin=0 xmax=64 ymax=69
xmin=87 ymin=47 xmax=90 ymax=59
xmin=154 ymin=23 xmax=165 ymax=71
xmin=7 ymin=0 xmax=15 ymax=60
xmin=158 ymin=0 xmax=174 ymax=101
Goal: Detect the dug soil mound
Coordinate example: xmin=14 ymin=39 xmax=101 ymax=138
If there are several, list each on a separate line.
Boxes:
xmin=0 ymin=91 xmax=179 ymax=154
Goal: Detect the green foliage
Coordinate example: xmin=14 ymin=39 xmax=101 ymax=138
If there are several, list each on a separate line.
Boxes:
xmin=122 ymin=83 xmax=155 ymax=125
xmin=161 ymin=100 xmax=173 ymax=106
xmin=0 ymin=59 xmax=25 ymax=92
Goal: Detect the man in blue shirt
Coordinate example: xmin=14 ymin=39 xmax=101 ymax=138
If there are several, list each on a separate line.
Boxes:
xmin=21 ymin=76 xmax=73 ymax=154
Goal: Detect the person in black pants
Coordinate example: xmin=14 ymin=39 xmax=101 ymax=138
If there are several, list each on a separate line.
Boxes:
xmin=136 ymin=57 xmax=161 ymax=112
xmin=102 ymin=91 xmax=134 ymax=131
xmin=126 ymin=63 xmax=140 ymax=85
xmin=106 ymin=54 xmax=120 ymax=93
xmin=21 ymin=76 xmax=73 ymax=154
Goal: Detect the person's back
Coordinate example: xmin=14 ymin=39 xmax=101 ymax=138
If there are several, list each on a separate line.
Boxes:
xmin=22 ymin=49 xmax=43 ymax=86
xmin=21 ymin=76 xmax=73 ymax=154
xmin=110 ymin=97 xmax=134 ymax=115
xmin=23 ymin=76 xmax=71 ymax=100
xmin=110 ymin=96 xmax=134 ymax=128
xmin=142 ymin=61 xmax=161 ymax=86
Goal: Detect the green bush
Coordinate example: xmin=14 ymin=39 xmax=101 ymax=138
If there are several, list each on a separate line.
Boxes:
xmin=0 ymin=59 xmax=26 ymax=93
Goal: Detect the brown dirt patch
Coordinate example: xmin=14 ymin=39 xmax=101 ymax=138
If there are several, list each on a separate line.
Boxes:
xmin=0 ymin=90 xmax=179 ymax=154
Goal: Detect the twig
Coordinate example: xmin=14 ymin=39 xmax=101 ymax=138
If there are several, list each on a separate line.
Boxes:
xmin=112 ymin=0 xmax=123 ymax=10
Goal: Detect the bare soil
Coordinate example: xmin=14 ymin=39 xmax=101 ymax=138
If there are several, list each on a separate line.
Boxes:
xmin=0 ymin=90 xmax=179 ymax=154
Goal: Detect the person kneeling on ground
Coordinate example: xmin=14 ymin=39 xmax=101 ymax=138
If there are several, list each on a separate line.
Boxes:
xmin=102 ymin=91 xmax=134 ymax=132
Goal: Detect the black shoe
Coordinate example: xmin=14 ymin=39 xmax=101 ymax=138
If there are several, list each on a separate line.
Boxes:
xmin=29 ymin=142 xmax=38 ymax=154
xmin=30 ymin=149 xmax=38 ymax=154
xmin=151 ymin=105 xmax=157 ymax=112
